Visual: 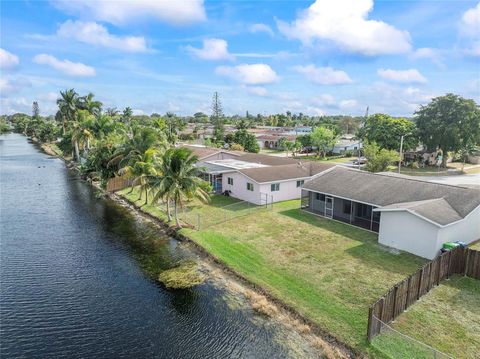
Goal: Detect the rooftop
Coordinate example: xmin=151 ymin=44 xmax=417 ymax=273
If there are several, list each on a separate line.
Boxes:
xmin=240 ymin=162 xmax=334 ymax=183
xmin=303 ymin=166 xmax=480 ymax=225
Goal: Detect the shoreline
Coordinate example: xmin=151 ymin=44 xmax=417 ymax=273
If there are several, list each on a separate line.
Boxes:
xmin=34 ymin=137 xmax=356 ymax=358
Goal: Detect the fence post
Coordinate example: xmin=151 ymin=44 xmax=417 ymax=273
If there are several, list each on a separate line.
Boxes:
xmin=197 ymin=213 xmax=200 ymax=231
xmin=417 ymin=267 xmax=424 ymax=300
xmin=367 ymin=306 xmax=374 ymax=342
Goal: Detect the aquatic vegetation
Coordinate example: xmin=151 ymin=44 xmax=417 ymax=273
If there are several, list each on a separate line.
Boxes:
xmin=158 ymin=260 xmax=206 ymax=289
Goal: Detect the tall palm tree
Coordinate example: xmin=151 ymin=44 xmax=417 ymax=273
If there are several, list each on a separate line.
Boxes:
xmin=80 ymin=92 xmax=103 ymax=116
xmin=153 ymin=148 xmax=209 ymax=227
xmin=57 ymin=89 xmax=79 ymax=134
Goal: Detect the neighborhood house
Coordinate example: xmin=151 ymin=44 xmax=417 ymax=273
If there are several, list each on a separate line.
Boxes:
xmin=301 ymin=167 xmax=480 ymax=259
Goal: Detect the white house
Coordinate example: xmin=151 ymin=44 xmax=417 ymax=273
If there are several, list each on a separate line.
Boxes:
xmin=332 ymin=135 xmax=362 ymax=154
xmin=183 ymin=145 xmax=334 ymax=204
xmin=301 ymin=166 xmax=480 ymax=259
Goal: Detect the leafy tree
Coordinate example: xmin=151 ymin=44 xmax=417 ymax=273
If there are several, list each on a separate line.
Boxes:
xmin=211 ymin=92 xmax=224 ymax=142
xmin=32 ymin=101 xmax=40 ymax=118
xmin=284 ymin=141 xmax=295 ymax=158
xmin=233 ymin=129 xmax=259 ymax=153
xmin=229 ymin=143 xmax=244 ymax=151
xmin=415 ymin=94 xmax=480 ymax=167
xmin=105 ymin=107 xmax=120 ymax=117
xmin=0 ymin=117 xmax=10 ymax=134
xmin=364 ymin=142 xmax=399 ymax=172
xmin=356 ymin=114 xmax=417 ymax=151
xmin=297 ymin=134 xmax=312 ymax=149
xmin=122 ymin=107 xmax=133 ymax=123
xmin=310 ymin=126 xmax=337 ymax=157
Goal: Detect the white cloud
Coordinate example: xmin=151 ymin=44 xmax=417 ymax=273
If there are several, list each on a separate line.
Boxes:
xmin=461 ymin=2 xmax=480 ymax=36
xmin=277 ymin=0 xmax=411 ymax=55
xmin=250 ymin=23 xmax=274 ymax=36
xmin=305 ymin=106 xmax=325 ymax=116
xmin=52 ymin=0 xmax=206 ymax=26
xmin=58 ymin=20 xmax=147 ymax=52
xmin=293 ymin=65 xmax=352 ymax=85
xmin=377 ymin=68 xmax=427 ymax=83
xmin=339 ymin=99 xmax=357 ymax=108
xmin=460 ymin=3 xmax=480 ymax=57
xmin=245 ymin=86 xmax=268 ymax=96
xmin=215 ymin=64 xmax=279 ymax=85
xmin=412 ymin=48 xmax=445 ymax=68
xmin=0 ymin=48 xmax=19 ymax=70
xmin=185 ymin=38 xmax=234 ymax=61
xmin=0 ymin=77 xmax=31 ymax=97
xmin=312 ymin=94 xmax=336 ymax=106
xmin=33 ymin=54 xmax=96 ymax=77
xmin=0 ymin=97 xmax=31 ymax=114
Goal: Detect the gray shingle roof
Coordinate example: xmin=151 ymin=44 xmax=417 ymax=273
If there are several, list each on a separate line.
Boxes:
xmin=376 ymin=198 xmax=463 ymax=226
xmin=239 ymin=162 xmax=334 ymax=183
xmin=303 ymin=166 xmax=480 ymax=225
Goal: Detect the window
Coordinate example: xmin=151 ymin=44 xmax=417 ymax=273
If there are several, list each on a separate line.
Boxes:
xmin=296 ymin=180 xmax=304 ymax=188
xmin=343 ymin=201 xmax=351 ymax=214
xmin=247 ymin=182 xmax=254 ymax=191
xmin=356 ymin=203 xmax=369 ymax=218
xmin=271 ymin=183 xmax=280 ymax=192
xmin=315 ymin=193 xmax=325 ymax=201
xmin=227 ymin=177 xmax=233 ymax=185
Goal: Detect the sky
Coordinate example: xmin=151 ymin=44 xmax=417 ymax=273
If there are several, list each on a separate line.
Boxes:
xmin=1 ymin=0 xmax=479 ymax=117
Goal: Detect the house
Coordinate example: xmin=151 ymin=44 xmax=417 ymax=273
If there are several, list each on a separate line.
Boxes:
xmin=301 ymin=166 xmax=480 ymax=259
xmin=256 ymin=134 xmax=297 ymax=149
xmin=221 ymin=161 xmax=333 ymax=205
xmin=183 ymin=145 xmax=334 ymax=204
xmin=332 ymin=134 xmax=362 ymax=155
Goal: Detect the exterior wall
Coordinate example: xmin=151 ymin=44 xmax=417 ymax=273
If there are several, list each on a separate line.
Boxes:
xmin=378 ymin=211 xmax=440 ymax=259
xmin=222 ymin=172 xmax=306 ymax=205
xmin=221 ymin=171 xmax=263 ymax=205
xmin=437 ymin=206 xmax=480 ymax=247
xmin=259 ymin=179 xmax=304 ymax=203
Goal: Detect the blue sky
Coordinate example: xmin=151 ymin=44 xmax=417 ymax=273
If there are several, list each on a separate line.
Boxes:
xmin=1 ymin=0 xmax=479 ymax=117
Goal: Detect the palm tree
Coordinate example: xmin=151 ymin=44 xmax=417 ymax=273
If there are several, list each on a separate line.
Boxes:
xmin=154 ymin=148 xmax=209 ymax=227
xmin=80 ymin=92 xmax=103 ymax=116
xmin=119 ymin=148 xmax=158 ymax=204
xmin=57 ymin=89 xmax=79 ymax=134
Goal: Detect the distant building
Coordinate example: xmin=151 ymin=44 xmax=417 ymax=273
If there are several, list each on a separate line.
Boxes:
xmin=332 ymin=134 xmax=362 ymax=154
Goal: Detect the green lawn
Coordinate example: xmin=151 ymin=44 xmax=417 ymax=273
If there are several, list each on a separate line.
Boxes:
xmin=117 ymin=191 xmax=427 ymax=355
xmin=372 ymin=275 xmax=480 ymax=359
xmin=179 ymin=198 xmax=425 ymax=354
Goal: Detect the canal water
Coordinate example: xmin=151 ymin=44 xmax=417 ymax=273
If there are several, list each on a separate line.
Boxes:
xmin=0 ymin=134 xmax=314 ymax=358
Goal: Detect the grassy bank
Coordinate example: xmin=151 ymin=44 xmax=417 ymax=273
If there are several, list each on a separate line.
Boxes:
xmin=372 ymin=275 xmax=480 ymax=358
xmin=119 ymin=189 xmax=425 ymax=355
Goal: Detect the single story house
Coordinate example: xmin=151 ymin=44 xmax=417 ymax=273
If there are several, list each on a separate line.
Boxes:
xmin=301 ymin=166 xmax=480 ymax=259
xmin=183 ymin=145 xmax=334 ymax=204
xmin=256 ymin=134 xmax=297 ymax=150
xmin=331 ymin=135 xmax=362 ymax=155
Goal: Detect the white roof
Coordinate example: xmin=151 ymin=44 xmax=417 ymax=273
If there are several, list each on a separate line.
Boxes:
xmin=205 ymin=159 xmax=270 ymax=170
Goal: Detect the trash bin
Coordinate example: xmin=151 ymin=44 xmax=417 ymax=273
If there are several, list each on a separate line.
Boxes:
xmin=442 ymin=242 xmax=460 ymax=250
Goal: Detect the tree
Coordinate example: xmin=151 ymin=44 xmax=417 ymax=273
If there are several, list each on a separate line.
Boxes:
xmin=233 ymin=129 xmax=259 ymax=153
xmin=458 ymin=141 xmax=477 ymax=172
xmin=57 ymin=89 xmax=80 ymax=134
xmin=310 ymin=126 xmax=337 ymax=157
xmin=364 ymin=142 xmax=399 ymax=173
xmin=80 ymin=93 xmax=102 ymax=116
xmin=415 ymin=94 xmax=480 ymax=167
xmin=356 ymin=114 xmax=418 ymax=151
xmin=284 ymin=141 xmax=295 ymax=158
xmin=211 ymin=92 xmax=224 ymax=143
xmin=151 ymin=148 xmax=210 ymax=227
xmin=122 ymin=107 xmax=133 ymax=123
xmin=32 ymin=101 xmax=40 ymax=118
xmin=229 ymin=143 xmax=245 ymax=151
xmin=105 ymin=107 xmax=119 ymax=117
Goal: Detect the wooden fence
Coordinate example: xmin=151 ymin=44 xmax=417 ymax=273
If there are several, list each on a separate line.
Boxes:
xmin=367 ymin=247 xmax=480 ymax=341
xmin=106 ymin=177 xmax=133 ymax=192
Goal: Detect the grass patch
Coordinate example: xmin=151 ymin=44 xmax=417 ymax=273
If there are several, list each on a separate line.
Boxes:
xmin=180 ymin=199 xmax=425 ymax=354
xmin=117 ymin=189 xmax=428 ymax=355
xmin=372 ymin=275 xmax=480 ymax=358
xmin=158 ymin=260 xmax=206 ymax=289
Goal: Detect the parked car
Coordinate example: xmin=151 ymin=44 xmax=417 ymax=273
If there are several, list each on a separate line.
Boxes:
xmin=353 ymin=157 xmax=367 ymax=165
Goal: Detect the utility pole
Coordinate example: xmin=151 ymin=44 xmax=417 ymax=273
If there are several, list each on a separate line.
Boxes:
xmin=398 ymin=135 xmax=404 ymax=174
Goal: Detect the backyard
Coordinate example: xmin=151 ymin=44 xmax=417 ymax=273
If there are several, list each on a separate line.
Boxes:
xmin=119 ymin=189 xmax=427 ymax=355
xmin=371 ymin=275 xmax=480 ymax=358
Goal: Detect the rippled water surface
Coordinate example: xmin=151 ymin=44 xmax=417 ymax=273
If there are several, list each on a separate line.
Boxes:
xmin=0 ymin=134 xmax=299 ymax=358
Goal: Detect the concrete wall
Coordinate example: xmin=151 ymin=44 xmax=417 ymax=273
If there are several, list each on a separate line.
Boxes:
xmin=378 ymin=211 xmax=440 ymax=259
xmin=221 ymin=171 xmax=263 ymax=205
xmin=259 ymin=178 xmax=304 ymax=203
xmin=222 ymin=172 xmax=306 ymax=205
xmin=437 ymin=206 xmax=480 ymax=247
